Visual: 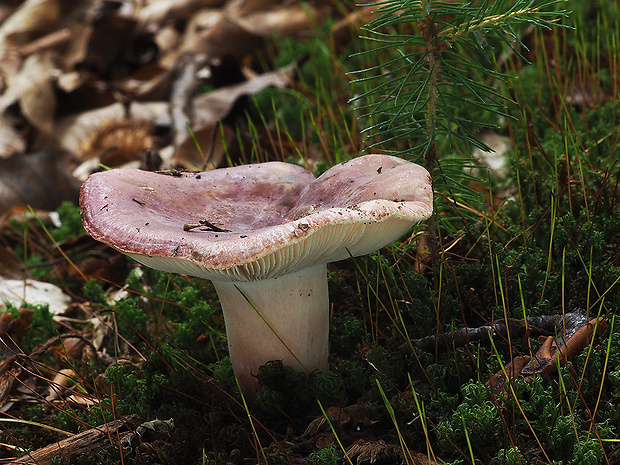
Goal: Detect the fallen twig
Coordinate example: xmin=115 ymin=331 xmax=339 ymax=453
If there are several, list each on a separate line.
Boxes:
xmin=489 ymin=315 xmax=607 ymax=393
xmin=398 ymin=312 xmax=589 ymax=354
xmin=8 ymin=414 xmax=139 ymax=465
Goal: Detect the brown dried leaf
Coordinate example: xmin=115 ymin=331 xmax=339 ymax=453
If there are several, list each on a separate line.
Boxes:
xmin=0 ymin=0 xmax=64 ymax=51
xmin=233 ymin=2 xmax=332 ymax=38
xmin=331 ymin=6 xmax=377 ymax=54
xmin=347 ymin=439 xmax=437 ymax=465
xmin=76 ymin=9 xmax=137 ymax=76
xmin=137 ymin=0 xmax=226 ymax=30
xmin=303 ymin=406 xmax=351 ymax=438
xmin=14 ymin=51 xmax=57 ymax=135
xmin=471 ymin=130 xmax=511 ymax=179
xmin=346 ymin=439 xmax=402 ymax=465
xmin=45 ymin=367 xmax=78 ymax=403
xmin=0 ymin=358 xmax=21 ymax=409
xmin=303 ymin=404 xmax=376 ymax=442
xmin=162 ymin=10 xmax=260 ymax=68
xmin=196 ymin=62 xmax=295 ymax=125
xmin=0 ymin=246 xmax=22 ymax=280
xmin=171 ymin=63 xmax=295 ymax=168
xmin=0 ymin=150 xmax=81 ymax=212
xmin=0 ymin=279 xmax=71 ymax=315
xmin=0 ymin=114 xmax=26 ymax=159
xmin=59 ymin=22 xmax=92 ymax=73
xmin=175 ymin=122 xmax=235 ymax=169
xmin=54 ymin=102 xmax=167 ymax=156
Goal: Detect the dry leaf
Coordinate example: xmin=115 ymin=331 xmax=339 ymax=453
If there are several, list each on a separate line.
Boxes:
xmin=14 ymin=51 xmax=57 ymax=135
xmin=0 ymin=114 xmax=26 ymax=159
xmin=0 ymin=0 xmax=64 ymax=51
xmin=471 ymin=130 xmax=511 ymax=179
xmin=193 ymin=62 xmax=295 ymax=126
xmin=331 ymin=6 xmax=377 ymax=54
xmin=0 ymin=246 xmax=23 ymax=280
xmin=235 ymin=2 xmax=333 ymax=38
xmin=346 ymin=439 xmax=402 ymax=465
xmin=45 ymin=367 xmax=78 ymax=402
xmin=162 ymin=10 xmax=261 ymax=68
xmin=0 ymin=278 xmax=71 ymax=315
xmin=175 ymin=122 xmax=234 ymax=169
xmin=171 ymin=62 xmax=295 ymax=167
xmin=54 ymin=101 xmax=170 ymax=153
xmin=0 ymin=150 xmax=80 ymax=212
xmin=137 ymin=0 xmax=226 ymax=30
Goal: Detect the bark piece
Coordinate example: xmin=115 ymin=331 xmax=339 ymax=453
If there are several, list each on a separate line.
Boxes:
xmin=12 ymin=415 xmax=139 ymax=465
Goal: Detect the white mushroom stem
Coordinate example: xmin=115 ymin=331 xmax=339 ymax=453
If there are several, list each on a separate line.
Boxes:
xmin=212 ymin=264 xmax=329 ymax=398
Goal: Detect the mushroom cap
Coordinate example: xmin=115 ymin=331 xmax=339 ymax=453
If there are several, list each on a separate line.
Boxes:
xmin=80 ymin=154 xmax=432 ymax=281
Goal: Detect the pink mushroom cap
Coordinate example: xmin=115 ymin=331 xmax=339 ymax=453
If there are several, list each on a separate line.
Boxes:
xmin=80 ymin=155 xmax=432 ymax=280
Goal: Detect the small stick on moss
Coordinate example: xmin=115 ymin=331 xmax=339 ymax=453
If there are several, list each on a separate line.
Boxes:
xmin=399 ymin=312 xmax=589 ymax=354
xmin=12 ymin=415 xmax=139 ymax=465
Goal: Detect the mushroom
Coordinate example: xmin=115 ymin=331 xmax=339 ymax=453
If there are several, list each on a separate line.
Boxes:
xmin=79 ymin=154 xmax=433 ymax=398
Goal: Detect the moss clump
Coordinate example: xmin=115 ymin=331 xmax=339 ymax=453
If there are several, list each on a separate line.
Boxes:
xmin=82 ymin=278 xmax=107 ymax=304
xmin=50 ymin=201 xmax=85 ymax=242
xmin=252 ymin=361 xmax=349 ymax=423
xmin=436 ymin=381 xmax=503 ymax=461
xmin=113 ymin=297 xmax=148 ymax=343
xmin=309 ymin=443 xmax=341 ymax=465
xmin=3 ymin=302 xmax=56 ymax=353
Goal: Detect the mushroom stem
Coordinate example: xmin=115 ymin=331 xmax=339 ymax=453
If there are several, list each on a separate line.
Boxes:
xmin=212 ymin=264 xmax=329 ymax=398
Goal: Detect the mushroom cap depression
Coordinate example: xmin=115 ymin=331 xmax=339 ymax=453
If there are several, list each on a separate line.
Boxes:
xmin=80 ymin=155 xmax=433 ymax=282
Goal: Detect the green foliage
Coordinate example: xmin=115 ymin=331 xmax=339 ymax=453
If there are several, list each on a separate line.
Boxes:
xmin=113 ymin=297 xmax=148 ymax=341
xmin=252 ymin=361 xmax=349 ymax=421
xmin=329 ymin=314 xmax=368 ymax=358
xmin=436 ymin=381 xmax=502 ymax=460
xmin=56 ymin=398 xmax=115 ymax=433
xmin=351 ymin=0 xmax=568 ymax=157
xmin=105 ymin=364 xmax=154 ymax=418
xmin=23 ymin=404 xmax=43 ymax=421
xmin=50 ymin=201 xmax=85 ymax=242
xmin=308 ymin=443 xmax=341 ymax=465
xmin=82 ymin=279 xmax=107 ymax=304
xmin=208 ymin=356 xmax=236 ymax=393
xmin=497 ymin=446 xmax=526 ymax=465
xmin=122 ymin=267 xmax=221 ymax=359
xmin=3 ymin=302 xmax=56 ymax=353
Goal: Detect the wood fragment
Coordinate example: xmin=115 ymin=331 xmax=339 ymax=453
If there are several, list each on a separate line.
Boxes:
xmin=489 ymin=316 xmax=607 ymax=393
xmin=398 ymin=312 xmax=588 ymax=354
xmin=521 ymin=316 xmax=607 ymax=377
xmin=10 ymin=415 xmax=138 ymax=465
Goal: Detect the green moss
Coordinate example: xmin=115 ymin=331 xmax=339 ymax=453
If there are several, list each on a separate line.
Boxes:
xmin=2 ymin=302 xmax=56 ymax=353
xmin=309 ymin=443 xmax=341 ymax=465
xmin=51 ymin=201 xmax=85 ymax=242
xmin=105 ymin=364 xmax=154 ymax=418
xmin=82 ymin=279 xmax=107 ymax=304
xmin=436 ymin=381 xmax=503 ymax=460
xmin=497 ymin=447 xmax=526 ymax=465
xmin=113 ymin=297 xmax=148 ymax=341
xmin=329 ymin=315 xmax=367 ymax=359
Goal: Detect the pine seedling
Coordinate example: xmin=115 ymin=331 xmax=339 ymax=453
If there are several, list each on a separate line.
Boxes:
xmin=351 ymin=0 xmax=569 ymax=258
xmin=351 ymin=0 xmax=568 ymax=162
